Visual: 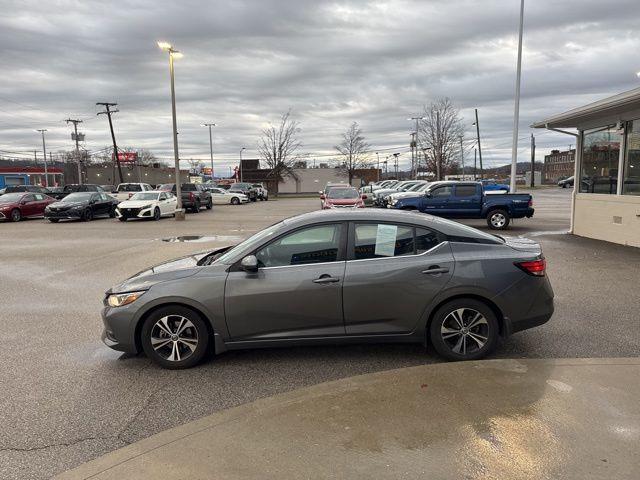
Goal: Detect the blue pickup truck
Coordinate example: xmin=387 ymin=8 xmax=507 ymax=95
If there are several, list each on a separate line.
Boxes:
xmin=389 ymin=181 xmax=534 ymax=230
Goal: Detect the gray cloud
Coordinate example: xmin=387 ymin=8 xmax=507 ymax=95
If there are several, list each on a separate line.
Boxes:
xmin=1 ymin=0 xmax=639 ymax=173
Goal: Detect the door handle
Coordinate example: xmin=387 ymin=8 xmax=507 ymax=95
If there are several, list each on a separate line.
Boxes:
xmin=313 ymin=275 xmax=340 ymax=284
xmin=422 ymin=266 xmax=450 ymax=275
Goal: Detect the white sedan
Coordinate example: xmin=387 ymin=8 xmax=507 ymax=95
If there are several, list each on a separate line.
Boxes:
xmin=208 ymin=187 xmax=249 ymax=205
xmin=116 ymin=191 xmax=177 ymax=221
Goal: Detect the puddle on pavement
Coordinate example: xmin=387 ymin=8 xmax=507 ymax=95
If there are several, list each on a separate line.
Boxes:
xmin=160 ymin=235 xmax=242 ymax=243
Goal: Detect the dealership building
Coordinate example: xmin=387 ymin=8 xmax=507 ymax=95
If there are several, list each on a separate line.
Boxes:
xmin=533 ymin=87 xmax=640 ymax=248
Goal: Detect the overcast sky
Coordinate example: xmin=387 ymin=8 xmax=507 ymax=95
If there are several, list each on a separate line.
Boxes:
xmin=1 ymin=0 xmax=639 ymax=174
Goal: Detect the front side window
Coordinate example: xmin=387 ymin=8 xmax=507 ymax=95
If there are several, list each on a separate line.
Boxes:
xmin=255 ymin=224 xmax=342 ymax=267
xmin=430 ymin=186 xmax=453 ymax=197
xmin=579 ymin=126 xmax=621 ymax=194
xmin=623 ymin=119 xmax=640 ymax=196
xmin=354 ymin=224 xmax=415 ymax=259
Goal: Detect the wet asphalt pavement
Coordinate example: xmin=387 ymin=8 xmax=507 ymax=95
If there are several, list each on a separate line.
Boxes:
xmin=1 ymin=188 xmax=638 ymax=479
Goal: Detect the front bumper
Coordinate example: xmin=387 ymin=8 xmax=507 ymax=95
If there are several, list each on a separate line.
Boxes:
xmin=45 ymin=209 xmax=83 ymax=219
xmin=101 ymin=304 xmax=140 ymax=354
xmin=116 ymin=207 xmax=153 ymax=219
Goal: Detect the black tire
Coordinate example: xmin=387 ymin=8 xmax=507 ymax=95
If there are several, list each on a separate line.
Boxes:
xmin=250 ymin=195 xmax=257 ymax=202
xmin=109 ymin=207 xmax=116 ymax=218
xmin=205 ymin=199 xmax=213 ymax=210
xmin=192 ymin=200 xmax=201 ymax=213
xmin=10 ymin=208 xmax=21 ymax=222
xmin=561 ymin=184 xmax=567 ymax=188
xmin=82 ymin=209 xmax=93 ymax=222
xmin=118 ymin=217 xmax=127 ymax=222
xmin=153 ymin=207 xmax=161 ymax=221
xmin=429 ymin=298 xmax=499 ymax=361
xmin=231 ymin=197 xmax=240 ymax=205
xmin=48 ymin=218 xmax=59 ymax=223
xmin=140 ymin=305 xmax=210 ymax=369
xmin=486 ymin=209 xmax=510 ymax=230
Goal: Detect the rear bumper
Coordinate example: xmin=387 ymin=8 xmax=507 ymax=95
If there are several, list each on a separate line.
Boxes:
xmin=502 ymin=276 xmax=554 ymax=336
xmin=525 ymin=207 xmax=535 ymax=218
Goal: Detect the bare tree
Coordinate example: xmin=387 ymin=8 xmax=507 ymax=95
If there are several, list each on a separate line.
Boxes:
xmin=418 ymin=98 xmax=464 ymax=180
xmin=257 ymin=110 xmax=303 ymax=195
xmin=334 ymin=122 xmax=371 ymax=184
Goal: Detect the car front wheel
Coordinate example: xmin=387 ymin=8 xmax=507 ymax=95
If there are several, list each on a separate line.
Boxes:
xmin=140 ymin=306 xmax=210 ymax=369
xmin=429 ymin=299 xmax=499 ymax=361
xmin=231 ymin=197 xmax=240 ymax=205
xmin=10 ymin=209 xmax=21 ymax=222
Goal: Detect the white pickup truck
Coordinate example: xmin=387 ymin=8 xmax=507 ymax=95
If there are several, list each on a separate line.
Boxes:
xmin=251 ymin=183 xmax=269 ymax=201
xmin=113 ymin=183 xmax=154 ymax=202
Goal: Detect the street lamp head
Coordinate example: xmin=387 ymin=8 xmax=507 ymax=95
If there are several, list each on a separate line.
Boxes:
xmin=636 ymin=71 xmax=640 ymax=78
xmin=171 ymin=51 xmax=183 ymax=59
xmin=157 ymin=41 xmax=172 ymax=51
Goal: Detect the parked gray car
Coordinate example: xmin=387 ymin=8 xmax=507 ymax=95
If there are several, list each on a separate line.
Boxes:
xmin=101 ymin=210 xmax=554 ymax=369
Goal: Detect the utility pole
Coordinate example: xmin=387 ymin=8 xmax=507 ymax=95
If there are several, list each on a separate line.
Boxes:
xmin=202 ymin=123 xmax=216 ymax=181
xmin=36 ymin=129 xmax=48 ymax=187
xmin=376 ymin=152 xmax=380 ymax=181
xmin=530 ymin=133 xmax=536 ymax=188
xmin=474 ymin=147 xmax=477 ymax=180
xmin=96 ymin=103 xmax=124 ymax=184
xmin=510 ymin=0 xmax=526 ymax=193
xmin=34 ymin=150 xmax=38 ymax=166
xmin=459 ymin=136 xmax=465 ymax=179
xmin=239 ymin=147 xmax=246 ymax=182
xmin=383 ymin=160 xmax=388 ymax=179
xmin=66 ymin=118 xmax=84 ymax=184
xmin=474 ymin=108 xmax=484 ymax=179
xmin=393 ymin=153 xmax=400 ymax=179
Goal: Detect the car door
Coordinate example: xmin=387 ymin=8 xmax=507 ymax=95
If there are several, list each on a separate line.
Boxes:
xmin=21 ymin=194 xmax=38 ymax=216
xmin=31 ymin=193 xmax=48 ymax=216
xmin=90 ymin=193 xmax=105 ymax=216
xmin=421 ymin=185 xmax=454 ymax=216
xmin=449 ymin=184 xmax=482 ymax=217
xmin=342 ymin=222 xmax=454 ymax=334
xmin=211 ymin=188 xmax=226 ymax=204
xmin=224 ymin=222 xmax=347 ymax=340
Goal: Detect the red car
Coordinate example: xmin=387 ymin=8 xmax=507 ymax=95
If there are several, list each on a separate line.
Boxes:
xmin=320 ymin=187 xmax=366 ymax=209
xmin=0 ymin=192 xmax=56 ymax=222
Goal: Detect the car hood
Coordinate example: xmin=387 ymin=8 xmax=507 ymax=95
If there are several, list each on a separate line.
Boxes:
xmin=326 ymin=198 xmax=360 ymax=205
xmin=373 ymin=188 xmax=398 ymax=197
xmin=118 ymin=200 xmax=157 ymax=208
xmin=390 ymin=190 xmax=424 ymax=200
xmin=109 ymin=245 xmax=234 ymax=294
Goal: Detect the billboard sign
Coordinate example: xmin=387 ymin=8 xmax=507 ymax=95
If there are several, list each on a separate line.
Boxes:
xmin=113 ymin=152 xmax=138 ymax=163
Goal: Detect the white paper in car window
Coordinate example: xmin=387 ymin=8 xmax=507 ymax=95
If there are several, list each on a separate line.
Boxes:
xmin=374 ymin=224 xmax=397 ymax=257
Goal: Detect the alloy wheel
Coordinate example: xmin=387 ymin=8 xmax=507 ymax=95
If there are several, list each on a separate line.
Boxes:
xmin=11 ymin=209 xmax=21 ymax=222
xmin=490 ymin=212 xmax=506 ymax=228
xmin=150 ymin=315 xmax=199 ymax=362
xmin=440 ymin=308 xmax=489 ymax=356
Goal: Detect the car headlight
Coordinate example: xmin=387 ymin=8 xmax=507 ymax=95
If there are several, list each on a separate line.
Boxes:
xmin=107 ymin=291 xmax=145 ymax=307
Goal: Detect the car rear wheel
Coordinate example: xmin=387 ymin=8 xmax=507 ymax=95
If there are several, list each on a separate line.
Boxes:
xmin=140 ymin=306 xmax=210 ymax=369
xmin=109 ymin=207 xmax=116 ymax=218
xmin=487 ymin=209 xmax=510 ymax=230
xmin=231 ymin=197 xmax=240 ymax=205
xmin=82 ymin=209 xmax=93 ymax=222
xmin=48 ymin=218 xmax=59 ymax=223
xmin=205 ymin=199 xmax=213 ymax=210
xmin=429 ymin=299 xmax=499 ymax=361
xmin=10 ymin=209 xmax=21 ymax=222
xmin=118 ymin=217 xmax=127 ymax=222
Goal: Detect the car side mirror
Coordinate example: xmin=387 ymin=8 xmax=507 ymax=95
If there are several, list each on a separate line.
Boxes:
xmin=425 ymin=192 xmax=432 ymax=198
xmin=241 ymin=255 xmax=259 ymax=273
xmin=20 ymin=200 xmax=27 ymax=205
xmin=320 ymin=194 xmax=326 ymax=200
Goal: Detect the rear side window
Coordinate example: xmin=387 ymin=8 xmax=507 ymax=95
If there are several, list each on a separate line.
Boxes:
xmin=33 ymin=194 xmax=45 ymax=201
xmin=354 ymin=224 xmax=414 ymax=259
xmin=455 ymin=185 xmax=478 ymax=197
xmin=416 ymin=228 xmax=441 ymax=253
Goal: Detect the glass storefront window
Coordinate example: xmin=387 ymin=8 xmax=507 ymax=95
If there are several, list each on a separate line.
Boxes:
xmin=579 ymin=126 xmax=621 ymax=194
xmin=622 ymin=120 xmax=640 ymax=196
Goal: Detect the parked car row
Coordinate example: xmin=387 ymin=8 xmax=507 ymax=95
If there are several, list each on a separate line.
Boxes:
xmin=1 ymin=181 xmax=270 ymax=223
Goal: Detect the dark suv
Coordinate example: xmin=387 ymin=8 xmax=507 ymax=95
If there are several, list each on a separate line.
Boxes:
xmin=228 ymin=182 xmax=257 ymax=202
xmin=169 ymin=183 xmax=213 ymax=213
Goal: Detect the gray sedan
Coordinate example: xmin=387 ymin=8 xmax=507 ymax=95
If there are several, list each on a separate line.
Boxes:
xmin=101 ymin=210 xmax=554 ymax=369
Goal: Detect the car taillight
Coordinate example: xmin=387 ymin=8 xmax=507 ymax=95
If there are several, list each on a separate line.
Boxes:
xmin=515 ymin=258 xmax=546 ymax=276
xmin=528 ymin=198 xmax=533 ymax=207
xmin=189 ymin=192 xmax=195 ymax=201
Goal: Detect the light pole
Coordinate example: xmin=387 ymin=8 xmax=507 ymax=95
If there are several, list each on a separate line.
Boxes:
xmin=36 ymin=129 xmax=48 ymax=187
xmin=472 ymin=109 xmax=484 ymax=179
xmin=158 ymin=41 xmax=185 ymax=220
xmin=239 ymin=147 xmax=246 ymax=182
xmin=202 ymin=123 xmax=216 ymax=182
xmin=376 ymin=152 xmax=380 ymax=182
xmin=509 ymin=0 xmax=525 ymax=193
xmin=408 ymin=116 xmax=425 ymax=179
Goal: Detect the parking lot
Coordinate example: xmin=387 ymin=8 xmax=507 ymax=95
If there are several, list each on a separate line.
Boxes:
xmin=1 ymin=187 xmax=639 ymax=479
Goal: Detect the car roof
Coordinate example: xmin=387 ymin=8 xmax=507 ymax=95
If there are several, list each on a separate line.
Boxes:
xmin=279 ymin=209 xmax=495 ymax=240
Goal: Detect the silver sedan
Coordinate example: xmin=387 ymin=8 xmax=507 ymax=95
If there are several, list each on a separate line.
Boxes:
xmin=101 ymin=209 xmax=554 ymax=369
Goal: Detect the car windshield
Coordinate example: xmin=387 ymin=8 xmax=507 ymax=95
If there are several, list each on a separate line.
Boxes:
xmin=407 ymin=183 xmax=425 ymax=191
xmin=130 ymin=192 xmax=159 ymax=201
xmin=213 ymin=221 xmax=285 ymax=265
xmin=61 ymin=193 xmax=92 ymax=202
xmin=328 ymin=188 xmax=359 ymax=199
xmin=158 ymin=184 xmax=173 ymax=191
xmin=0 ymin=193 xmax=24 ymax=203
